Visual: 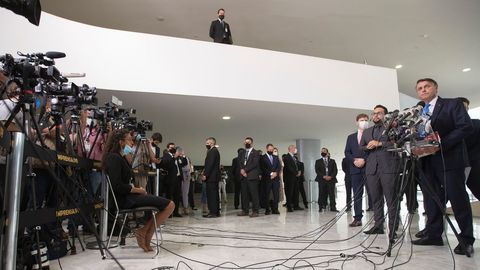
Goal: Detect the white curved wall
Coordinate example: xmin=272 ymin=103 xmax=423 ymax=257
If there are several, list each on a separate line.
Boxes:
xmin=0 ymin=10 xmax=399 ymax=110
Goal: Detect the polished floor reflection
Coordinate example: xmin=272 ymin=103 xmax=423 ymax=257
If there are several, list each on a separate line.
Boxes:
xmin=49 ymin=191 xmax=480 ymax=270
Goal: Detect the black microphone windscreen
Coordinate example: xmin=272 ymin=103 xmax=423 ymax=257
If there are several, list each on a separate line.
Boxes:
xmin=45 ymin=51 xmax=66 ymax=59
xmin=417 ymin=101 xmax=425 ymax=107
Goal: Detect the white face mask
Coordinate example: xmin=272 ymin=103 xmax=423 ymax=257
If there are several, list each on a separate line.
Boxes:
xmin=358 ymin=120 xmax=369 ymax=130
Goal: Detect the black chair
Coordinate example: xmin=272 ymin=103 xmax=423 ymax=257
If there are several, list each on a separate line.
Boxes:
xmin=105 ymin=175 xmax=162 ymax=258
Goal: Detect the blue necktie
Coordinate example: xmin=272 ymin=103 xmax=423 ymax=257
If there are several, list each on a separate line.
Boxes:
xmin=423 ymin=103 xmax=431 ymax=116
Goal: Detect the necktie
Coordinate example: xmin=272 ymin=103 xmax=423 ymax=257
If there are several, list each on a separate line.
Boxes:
xmin=423 ymin=103 xmax=431 ymax=116
xmin=357 ymin=130 xmax=363 ymax=145
xmin=268 ymin=154 xmax=273 ymax=164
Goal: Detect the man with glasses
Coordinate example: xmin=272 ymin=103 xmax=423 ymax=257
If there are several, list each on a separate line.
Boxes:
xmin=360 ymin=105 xmax=401 ymax=241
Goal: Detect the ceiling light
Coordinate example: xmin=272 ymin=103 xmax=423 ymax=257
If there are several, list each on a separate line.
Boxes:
xmin=222 ymin=116 xmax=231 ymax=120
xmin=395 ymin=64 xmax=403 ymax=69
xmin=462 ymin=68 xmax=471 ymax=72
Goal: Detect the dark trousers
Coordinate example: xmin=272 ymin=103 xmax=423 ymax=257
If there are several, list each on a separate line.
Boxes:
xmin=467 ymin=159 xmax=480 ymax=201
xmin=318 ymin=180 xmax=336 ymax=210
xmin=188 ymin=180 xmax=195 ymax=209
xmin=241 ymin=178 xmax=259 ymax=213
xmin=421 ymin=161 xmax=474 ymax=244
xmin=165 ymin=177 xmax=181 ymax=215
xmin=365 ymin=178 xmax=373 ymax=209
xmin=259 ymin=179 xmax=267 ymax=208
xmin=366 ymin=173 xmax=399 ymax=232
xmin=264 ymin=178 xmax=280 ymax=212
xmin=234 ymin=178 xmax=242 ymax=209
xmin=404 ymin=173 xmax=419 ymax=213
xmin=298 ymin=180 xmax=308 ymax=206
xmin=284 ymin=176 xmax=299 ymax=209
xmin=206 ymin=181 xmax=219 ymax=215
xmin=351 ymin=173 xmax=365 ymax=221
xmin=344 ymin=174 xmax=352 ymax=210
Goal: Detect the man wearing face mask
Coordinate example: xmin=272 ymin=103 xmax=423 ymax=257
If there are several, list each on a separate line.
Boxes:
xmin=315 ymin=148 xmax=338 ymax=212
xmin=209 ymin=8 xmax=233 ymax=44
xmin=260 ymin=144 xmax=281 ymax=215
xmin=162 ymin=142 xmax=183 ymax=217
xmin=360 ymin=105 xmax=401 ymax=240
xmin=201 ymin=137 xmax=221 ymax=218
xmin=283 ymin=145 xmax=301 ymax=212
xmin=344 ymin=113 xmax=370 ymax=227
xmin=237 ymin=137 xmax=261 ymax=217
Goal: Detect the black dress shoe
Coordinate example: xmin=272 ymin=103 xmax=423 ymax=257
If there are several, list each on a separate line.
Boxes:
xmin=349 ymin=220 xmax=362 ymax=227
xmin=364 ymin=227 xmax=384 ymax=234
xmin=294 ymin=206 xmax=304 ymax=210
xmin=304 ymin=203 xmax=309 ymax=209
xmin=272 ymin=210 xmax=280 ymax=215
xmin=412 ymin=237 xmax=444 ymax=246
xmin=346 ymin=207 xmax=352 ymax=212
xmin=237 ymin=211 xmax=249 ymax=216
xmin=203 ymin=214 xmax=219 ymax=218
xmin=265 ymin=210 xmax=271 ymax=215
xmin=287 ymin=207 xmax=293 ymax=212
xmin=454 ymin=243 xmax=474 ymax=257
xmin=249 ymin=212 xmax=259 ymax=218
xmin=415 ymin=228 xmax=427 ymax=238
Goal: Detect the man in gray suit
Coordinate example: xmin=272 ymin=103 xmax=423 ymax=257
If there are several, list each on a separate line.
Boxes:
xmin=237 ymin=137 xmax=261 ymax=217
xmin=360 ymin=105 xmax=401 ymax=240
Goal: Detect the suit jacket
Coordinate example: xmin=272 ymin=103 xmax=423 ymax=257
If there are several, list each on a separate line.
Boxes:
xmin=161 ymin=152 xmax=179 ymax=183
xmin=315 ymin=157 xmax=338 ymax=183
xmin=341 ymin=157 xmax=350 ymax=175
xmin=297 ymin=161 xmax=306 ymax=182
xmin=344 ymin=132 xmax=368 ymax=175
xmin=260 ymin=153 xmax=281 ymax=181
xmin=238 ymin=148 xmax=260 ymax=180
xmin=231 ymin=157 xmax=241 ymax=180
xmin=282 ymin=153 xmax=298 ymax=182
xmin=360 ymin=124 xmax=401 ymax=175
xmin=465 ymin=119 xmax=480 ymax=162
xmin=209 ymin=20 xmax=232 ymax=44
xmin=422 ymin=97 xmax=473 ymax=170
xmin=204 ymin=147 xmax=221 ymax=182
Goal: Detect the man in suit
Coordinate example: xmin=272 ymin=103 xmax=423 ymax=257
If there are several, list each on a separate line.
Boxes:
xmin=209 ymin=8 xmax=233 ymax=44
xmin=260 ymin=144 xmax=282 ymax=215
xmin=360 ymin=105 xmax=401 ymax=240
xmin=296 ymin=157 xmax=309 ymax=209
xmin=231 ymin=148 xmax=244 ymax=209
xmin=341 ymin=157 xmax=352 ymax=211
xmin=344 ymin=113 xmax=370 ymax=226
xmin=459 ymin=97 xmax=480 ymax=201
xmin=237 ymin=137 xmax=261 ymax=217
xmin=201 ymin=137 xmax=221 ymax=218
xmin=283 ymin=145 xmax=301 ymax=212
xmin=162 ymin=143 xmax=183 ymax=217
xmin=315 ymin=148 xmax=339 ymax=212
xmin=412 ymin=79 xmax=474 ymax=257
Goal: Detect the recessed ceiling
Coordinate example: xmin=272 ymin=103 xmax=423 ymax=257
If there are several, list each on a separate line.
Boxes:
xmin=96 ymin=90 xmax=364 ymax=164
xmin=41 ymin=0 xmax=480 ymax=107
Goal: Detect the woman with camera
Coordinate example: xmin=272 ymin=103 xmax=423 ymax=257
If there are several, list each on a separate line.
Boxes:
xmin=102 ymin=129 xmax=174 ymax=252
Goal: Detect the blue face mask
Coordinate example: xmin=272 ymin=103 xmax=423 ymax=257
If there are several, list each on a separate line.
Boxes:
xmin=123 ymin=145 xmax=134 ymax=156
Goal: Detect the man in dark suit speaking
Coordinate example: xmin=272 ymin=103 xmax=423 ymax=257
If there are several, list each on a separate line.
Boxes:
xmin=209 ymin=8 xmax=233 ymax=44
xmin=412 ymin=79 xmax=474 ymax=257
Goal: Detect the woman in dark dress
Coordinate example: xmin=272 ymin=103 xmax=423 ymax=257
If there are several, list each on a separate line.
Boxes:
xmin=103 ymin=129 xmax=174 ymax=252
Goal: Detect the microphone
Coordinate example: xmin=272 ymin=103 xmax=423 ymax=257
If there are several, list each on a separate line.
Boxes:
xmin=45 ymin=51 xmax=66 ymax=59
xmin=397 ymin=101 xmax=425 ymax=123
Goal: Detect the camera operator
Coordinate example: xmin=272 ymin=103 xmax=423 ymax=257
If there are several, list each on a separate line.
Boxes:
xmin=148 ymin=132 xmax=163 ymax=194
xmin=79 ymin=109 xmax=112 ymax=197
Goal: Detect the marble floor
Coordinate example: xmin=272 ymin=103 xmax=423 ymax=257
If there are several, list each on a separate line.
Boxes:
xmin=48 ymin=191 xmax=480 ymax=270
